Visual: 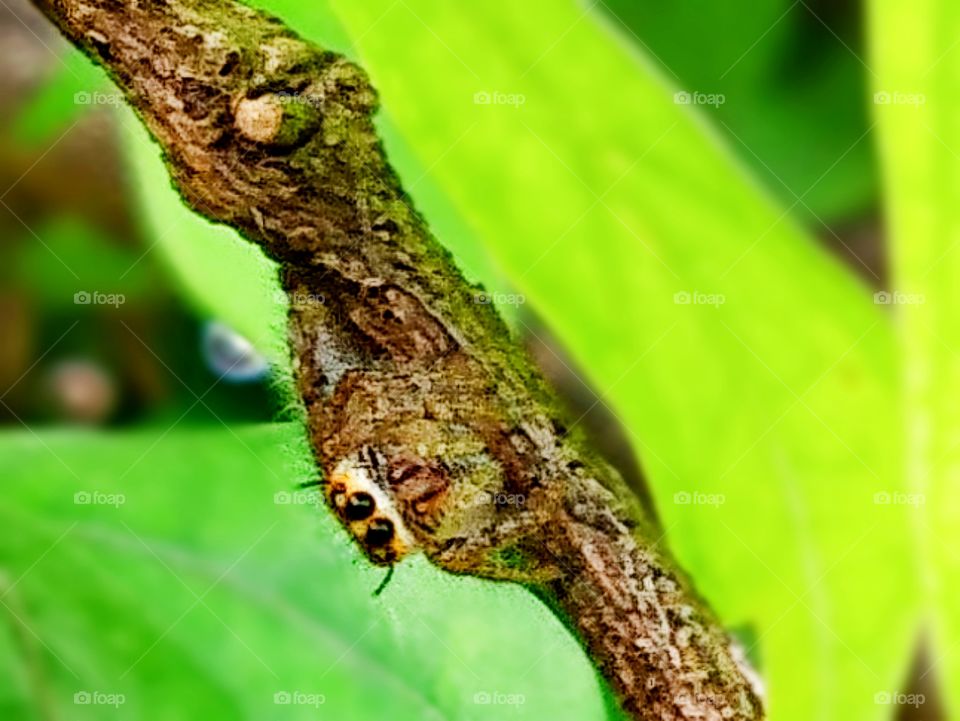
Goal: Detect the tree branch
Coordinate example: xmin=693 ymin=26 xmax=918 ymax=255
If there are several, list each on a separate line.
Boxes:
xmin=30 ymin=0 xmax=764 ymax=718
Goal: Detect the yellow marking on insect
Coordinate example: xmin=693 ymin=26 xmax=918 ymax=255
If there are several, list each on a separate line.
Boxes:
xmin=326 ymin=458 xmax=416 ymax=564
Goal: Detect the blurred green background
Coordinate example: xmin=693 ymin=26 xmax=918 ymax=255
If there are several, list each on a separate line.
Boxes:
xmin=0 ymin=0 xmax=956 ymax=719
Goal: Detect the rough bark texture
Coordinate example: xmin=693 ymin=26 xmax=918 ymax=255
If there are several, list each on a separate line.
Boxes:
xmin=30 ymin=1 xmax=765 ymax=718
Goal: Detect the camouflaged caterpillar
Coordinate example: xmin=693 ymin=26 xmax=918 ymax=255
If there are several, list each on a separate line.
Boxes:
xmin=319 ymin=447 xmax=450 ymax=567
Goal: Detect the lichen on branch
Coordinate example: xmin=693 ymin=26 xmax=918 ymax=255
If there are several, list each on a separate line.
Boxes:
xmin=31 ymin=0 xmax=765 ymax=718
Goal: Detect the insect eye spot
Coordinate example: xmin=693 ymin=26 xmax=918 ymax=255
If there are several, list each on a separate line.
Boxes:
xmin=329 ymin=483 xmax=347 ymax=507
xmin=345 ymin=492 xmax=375 ymax=521
xmin=365 ymin=518 xmax=394 ymax=547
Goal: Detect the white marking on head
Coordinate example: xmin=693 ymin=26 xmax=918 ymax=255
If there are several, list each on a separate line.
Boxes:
xmin=327 ymin=458 xmax=416 ymax=560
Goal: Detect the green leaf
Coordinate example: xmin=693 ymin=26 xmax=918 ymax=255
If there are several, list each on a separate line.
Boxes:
xmin=597 ymin=0 xmax=877 ymax=221
xmin=0 ymin=425 xmax=608 ymax=720
xmin=869 ymin=0 xmax=960 ymax=713
xmin=327 ymin=1 xmax=917 ymax=719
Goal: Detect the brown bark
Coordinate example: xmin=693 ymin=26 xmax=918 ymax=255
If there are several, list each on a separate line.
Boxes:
xmin=29 ymin=0 xmax=765 ymax=718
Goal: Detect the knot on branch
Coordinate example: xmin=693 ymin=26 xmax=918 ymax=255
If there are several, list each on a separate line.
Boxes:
xmin=233 ymin=92 xmax=321 ymax=147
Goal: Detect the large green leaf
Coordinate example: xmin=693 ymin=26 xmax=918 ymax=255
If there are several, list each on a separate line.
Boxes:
xmin=0 ymin=425 xmax=608 ymax=720
xmin=869 ymin=1 xmax=960 ymax=714
xmin=328 ymin=1 xmax=917 ymax=719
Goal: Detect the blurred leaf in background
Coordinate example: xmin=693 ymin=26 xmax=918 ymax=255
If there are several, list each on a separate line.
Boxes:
xmin=597 ymin=0 xmax=878 ymax=224
xmin=870 ymin=0 xmax=960 ymax=716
